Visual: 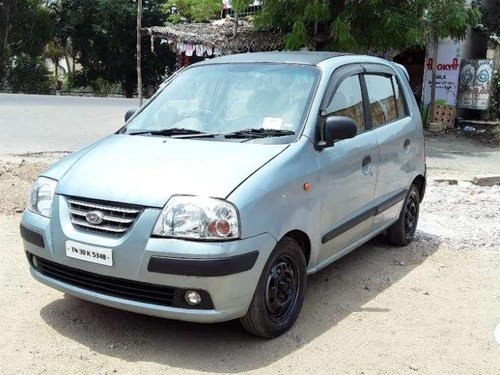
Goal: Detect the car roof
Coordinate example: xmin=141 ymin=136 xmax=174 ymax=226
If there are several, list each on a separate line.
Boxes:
xmin=197 ymin=51 xmax=351 ymax=66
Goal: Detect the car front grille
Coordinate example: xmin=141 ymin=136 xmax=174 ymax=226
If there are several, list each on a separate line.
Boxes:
xmin=28 ymin=254 xmax=214 ymax=309
xmin=67 ymin=197 xmax=142 ymax=236
xmin=32 ymin=255 xmax=176 ymax=306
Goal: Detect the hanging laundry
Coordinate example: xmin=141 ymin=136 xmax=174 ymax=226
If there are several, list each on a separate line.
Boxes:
xmin=185 ymin=44 xmax=194 ymax=57
xmin=205 ymin=45 xmax=213 ymax=56
xmin=195 ymin=45 xmax=205 ymax=57
xmin=177 ymin=42 xmax=186 ymax=53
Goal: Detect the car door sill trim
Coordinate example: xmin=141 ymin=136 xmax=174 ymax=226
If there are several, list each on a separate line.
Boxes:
xmin=374 ymin=189 xmax=408 ymax=216
xmin=321 ymin=188 xmax=408 ymax=244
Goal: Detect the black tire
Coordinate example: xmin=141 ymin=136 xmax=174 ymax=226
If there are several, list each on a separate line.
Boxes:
xmin=240 ymin=237 xmax=307 ymax=339
xmin=386 ymin=184 xmax=420 ymax=246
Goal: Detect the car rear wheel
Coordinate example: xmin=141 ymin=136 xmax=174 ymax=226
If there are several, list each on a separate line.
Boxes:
xmin=386 ymin=184 xmax=420 ymax=246
xmin=240 ymin=237 xmax=307 ymax=338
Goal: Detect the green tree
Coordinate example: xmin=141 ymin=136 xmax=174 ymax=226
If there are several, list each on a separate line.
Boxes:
xmin=44 ymin=39 xmax=64 ymax=76
xmin=55 ymin=0 xmax=173 ymax=97
xmin=255 ymin=0 xmax=479 ymax=57
xmin=254 ymin=0 xmax=429 ymax=52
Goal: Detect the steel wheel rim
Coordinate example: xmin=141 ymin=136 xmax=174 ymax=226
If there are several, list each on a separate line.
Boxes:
xmin=265 ymin=255 xmax=300 ymax=323
xmin=404 ymin=194 xmax=418 ymax=236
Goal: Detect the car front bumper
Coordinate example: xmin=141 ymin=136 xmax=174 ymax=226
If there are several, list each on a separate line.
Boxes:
xmin=20 ymin=197 xmax=277 ymax=323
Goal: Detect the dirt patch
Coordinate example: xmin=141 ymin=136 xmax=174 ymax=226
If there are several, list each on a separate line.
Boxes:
xmin=420 ymin=180 xmax=500 ymax=251
xmin=0 ymin=160 xmax=49 ymax=214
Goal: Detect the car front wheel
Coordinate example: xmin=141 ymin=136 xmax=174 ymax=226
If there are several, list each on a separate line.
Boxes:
xmin=240 ymin=237 xmax=307 ymax=338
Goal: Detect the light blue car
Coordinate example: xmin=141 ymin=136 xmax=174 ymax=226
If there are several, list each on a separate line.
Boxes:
xmin=21 ymin=52 xmax=426 ymax=338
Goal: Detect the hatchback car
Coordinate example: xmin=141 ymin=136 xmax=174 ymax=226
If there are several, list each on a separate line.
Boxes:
xmin=21 ymin=52 xmax=425 ymax=338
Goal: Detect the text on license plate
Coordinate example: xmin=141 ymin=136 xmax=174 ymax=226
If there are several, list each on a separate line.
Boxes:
xmin=65 ymin=240 xmax=113 ymax=266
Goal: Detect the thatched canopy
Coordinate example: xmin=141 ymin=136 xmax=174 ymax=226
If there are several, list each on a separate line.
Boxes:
xmin=145 ymin=19 xmax=282 ymax=54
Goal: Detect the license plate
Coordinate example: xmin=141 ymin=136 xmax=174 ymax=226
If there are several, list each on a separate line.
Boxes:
xmin=65 ymin=240 xmax=113 ymax=266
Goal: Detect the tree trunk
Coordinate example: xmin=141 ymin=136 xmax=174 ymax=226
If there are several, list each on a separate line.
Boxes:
xmin=124 ymin=77 xmax=134 ymax=98
xmin=233 ymin=10 xmax=239 ymax=38
xmin=428 ymin=34 xmax=439 ymax=126
xmin=136 ymin=0 xmax=143 ymax=105
xmin=63 ymin=50 xmax=72 ymax=75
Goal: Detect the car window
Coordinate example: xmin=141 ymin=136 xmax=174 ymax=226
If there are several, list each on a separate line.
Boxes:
xmin=364 ymin=74 xmax=398 ymax=127
xmin=325 ymin=75 xmax=365 ymax=132
xmin=392 ymin=76 xmax=408 ymax=118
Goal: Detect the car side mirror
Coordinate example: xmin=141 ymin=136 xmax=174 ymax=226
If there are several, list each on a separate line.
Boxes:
xmin=322 ymin=115 xmax=357 ymax=145
xmin=124 ymin=109 xmax=137 ymax=122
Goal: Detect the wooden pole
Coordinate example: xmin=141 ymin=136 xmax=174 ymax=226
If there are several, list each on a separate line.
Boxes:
xmin=428 ymin=33 xmax=439 ymax=126
xmin=137 ymin=0 xmax=143 ymax=106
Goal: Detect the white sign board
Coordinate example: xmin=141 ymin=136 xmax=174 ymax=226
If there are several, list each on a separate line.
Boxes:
xmin=423 ymin=39 xmax=462 ymax=107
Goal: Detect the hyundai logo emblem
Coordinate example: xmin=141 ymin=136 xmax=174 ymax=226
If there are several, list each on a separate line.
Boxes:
xmin=86 ymin=210 xmax=105 ymax=225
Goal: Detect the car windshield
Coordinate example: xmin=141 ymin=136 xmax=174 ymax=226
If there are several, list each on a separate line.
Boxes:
xmin=124 ymin=63 xmax=319 ymax=138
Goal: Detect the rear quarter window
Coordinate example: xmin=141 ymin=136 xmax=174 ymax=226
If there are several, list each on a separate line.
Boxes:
xmin=364 ymin=75 xmax=398 ymax=127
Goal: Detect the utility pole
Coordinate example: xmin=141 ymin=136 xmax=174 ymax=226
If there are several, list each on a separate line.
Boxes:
xmin=136 ymin=0 xmax=143 ymax=106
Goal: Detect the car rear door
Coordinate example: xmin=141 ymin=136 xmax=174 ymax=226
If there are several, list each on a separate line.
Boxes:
xmin=317 ymin=65 xmax=379 ymax=266
xmin=362 ymin=64 xmax=417 ymax=232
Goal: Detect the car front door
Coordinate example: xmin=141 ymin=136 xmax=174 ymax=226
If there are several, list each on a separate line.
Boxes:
xmin=316 ymin=66 xmax=379 ymax=267
xmin=362 ymin=66 xmax=417 ymax=232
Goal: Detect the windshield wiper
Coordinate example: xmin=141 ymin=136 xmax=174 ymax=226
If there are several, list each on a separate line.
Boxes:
xmin=129 ymin=128 xmax=208 ymax=136
xmin=224 ymin=128 xmax=295 ymax=139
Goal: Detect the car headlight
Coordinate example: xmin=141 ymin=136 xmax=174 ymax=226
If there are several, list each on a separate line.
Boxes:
xmin=152 ymin=196 xmax=240 ymax=240
xmin=27 ymin=177 xmax=57 ymax=217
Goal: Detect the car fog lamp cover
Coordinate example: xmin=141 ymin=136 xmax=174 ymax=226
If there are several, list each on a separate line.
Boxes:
xmin=185 ymin=290 xmax=202 ymax=305
xmin=152 ymin=196 xmax=240 ymax=240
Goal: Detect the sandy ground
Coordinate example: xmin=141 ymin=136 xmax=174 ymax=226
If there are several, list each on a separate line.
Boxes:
xmin=0 ymin=135 xmax=499 ymax=374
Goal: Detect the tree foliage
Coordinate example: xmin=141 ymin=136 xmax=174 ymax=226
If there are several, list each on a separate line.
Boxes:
xmin=7 ymin=53 xmax=54 ymax=93
xmin=255 ymin=0 xmax=480 ymax=54
xmin=475 ymin=0 xmax=499 ymax=42
xmin=162 ymin=0 xmax=221 ymax=23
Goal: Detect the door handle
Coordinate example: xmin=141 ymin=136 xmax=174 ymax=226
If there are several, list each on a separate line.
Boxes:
xmin=404 ymin=139 xmax=411 ymax=152
xmin=362 ymin=155 xmax=373 ymax=176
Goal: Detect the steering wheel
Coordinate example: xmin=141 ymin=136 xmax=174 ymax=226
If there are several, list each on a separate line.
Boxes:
xmin=227 ymin=114 xmax=263 ymax=130
xmin=190 ymin=109 xmax=225 ymax=131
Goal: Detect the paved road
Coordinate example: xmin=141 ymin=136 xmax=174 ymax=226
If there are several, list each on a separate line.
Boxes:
xmin=0 ymin=94 xmax=137 ymax=157
xmin=425 ymin=132 xmax=500 ymax=180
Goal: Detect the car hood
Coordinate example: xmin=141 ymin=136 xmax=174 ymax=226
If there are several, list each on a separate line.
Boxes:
xmin=52 ymin=135 xmax=288 ymax=207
